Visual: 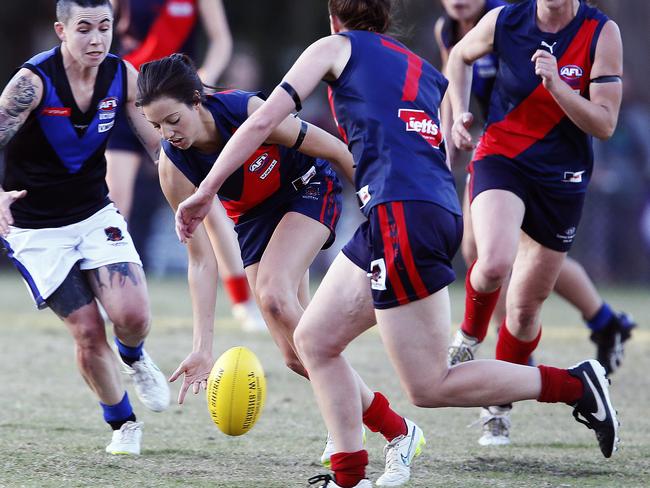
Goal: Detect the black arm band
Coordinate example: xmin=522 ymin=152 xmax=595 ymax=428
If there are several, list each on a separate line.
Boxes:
xmin=291 ymin=120 xmax=308 ymax=150
xmin=590 ymin=75 xmax=622 ymax=84
xmin=280 ymin=81 xmax=302 ymax=112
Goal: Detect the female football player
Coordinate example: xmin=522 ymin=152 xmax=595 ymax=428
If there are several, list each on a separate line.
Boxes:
xmin=136 ymin=53 xmax=423 ymax=477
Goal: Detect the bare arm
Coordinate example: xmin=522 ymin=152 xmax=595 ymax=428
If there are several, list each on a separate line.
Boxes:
xmin=434 ymin=17 xmax=456 ymax=168
xmin=247 ymin=97 xmax=355 ymax=183
xmin=174 ymin=35 xmax=350 ymax=239
xmin=196 ymin=0 xmax=233 ymax=85
xmin=446 ymin=7 xmax=502 ymax=151
xmin=532 ymin=21 xmax=623 ymax=140
xmin=124 ymin=61 xmax=161 ymax=163
xmin=0 ymin=68 xmax=41 ymax=233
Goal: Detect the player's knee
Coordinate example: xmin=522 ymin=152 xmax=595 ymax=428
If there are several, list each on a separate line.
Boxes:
xmin=406 ymin=388 xmax=446 ymax=408
xmin=257 ymin=288 xmax=291 ymax=324
xmin=112 ymin=308 xmax=150 ymax=336
xmin=476 ymin=258 xmax=511 ymax=285
xmin=507 ymin=303 xmax=541 ymax=330
xmin=294 ymin=324 xmax=341 ymax=364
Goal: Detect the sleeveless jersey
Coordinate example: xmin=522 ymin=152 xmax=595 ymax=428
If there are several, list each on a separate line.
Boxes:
xmin=474 ymin=0 xmax=609 ymax=189
xmin=116 ymin=0 xmax=198 ymax=69
xmin=439 ymin=0 xmax=506 ymax=118
xmin=327 ymin=31 xmax=460 ymax=216
xmin=4 ymin=47 xmax=126 ymax=228
xmin=162 ymin=90 xmax=326 ymax=224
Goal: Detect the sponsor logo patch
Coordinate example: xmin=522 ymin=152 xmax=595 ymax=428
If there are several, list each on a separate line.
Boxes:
xmin=357 ymin=185 xmax=372 ymax=208
xmin=398 ymin=109 xmax=443 ymax=148
xmin=42 ymin=107 xmax=71 ymax=117
xmin=167 ymin=1 xmax=195 ymax=17
xmin=562 ymin=170 xmax=585 ymax=183
xmin=556 ymin=226 xmax=577 ymax=244
xmin=98 ymin=121 xmax=114 ymax=133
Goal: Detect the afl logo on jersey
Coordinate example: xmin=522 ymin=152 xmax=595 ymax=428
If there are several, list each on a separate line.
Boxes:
xmin=560 ymin=65 xmax=584 ymax=80
xmin=98 ymin=97 xmax=118 ymax=123
xmin=398 ymin=109 xmax=443 ymax=149
xmin=98 ymin=97 xmax=118 ymax=111
xmin=249 ymin=153 xmax=269 ymax=173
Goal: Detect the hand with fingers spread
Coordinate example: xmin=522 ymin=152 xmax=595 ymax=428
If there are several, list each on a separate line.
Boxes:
xmin=174 ymin=187 xmax=214 ymax=242
xmin=0 ymin=189 xmax=27 ymax=237
xmin=532 ymin=49 xmax=561 ymax=92
xmin=452 ymin=112 xmax=476 ymax=151
xmin=168 ymin=350 xmax=214 ymax=404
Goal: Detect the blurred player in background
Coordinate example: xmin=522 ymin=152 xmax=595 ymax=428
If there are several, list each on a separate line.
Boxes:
xmin=107 ymin=0 xmax=265 ymax=331
xmin=437 ymin=0 xmax=635 ymax=445
xmin=137 ymin=53 xmax=424 ymax=479
xmin=446 ymin=0 xmax=626 ymax=447
xmin=173 ymin=1 xmax=621 ymax=486
xmin=0 ymin=0 xmax=169 ymax=456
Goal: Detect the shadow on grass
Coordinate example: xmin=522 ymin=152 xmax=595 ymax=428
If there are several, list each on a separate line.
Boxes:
xmin=455 ymin=456 xmax=614 ymax=477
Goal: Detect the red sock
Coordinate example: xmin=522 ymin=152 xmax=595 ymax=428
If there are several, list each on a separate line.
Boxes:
xmin=223 ymin=275 xmax=250 ymax=304
xmin=495 ymin=321 xmax=542 ymax=365
xmin=461 ymin=261 xmax=501 ymax=342
xmin=331 ymin=450 xmax=368 ymax=488
xmin=362 ymin=392 xmax=407 ymax=442
xmin=537 ymin=365 xmax=583 ymax=404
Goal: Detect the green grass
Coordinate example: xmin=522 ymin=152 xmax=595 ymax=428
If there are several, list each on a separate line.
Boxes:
xmin=0 ymin=272 xmax=648 ymax=487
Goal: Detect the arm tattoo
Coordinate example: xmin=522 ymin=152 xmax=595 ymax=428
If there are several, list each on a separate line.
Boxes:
xmin=0 ymin=76 xmax=36 ymax=147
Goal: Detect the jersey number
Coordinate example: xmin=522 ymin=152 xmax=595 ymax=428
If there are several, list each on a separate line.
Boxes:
xmin=380 ymin=39 xmax=423 ymax=102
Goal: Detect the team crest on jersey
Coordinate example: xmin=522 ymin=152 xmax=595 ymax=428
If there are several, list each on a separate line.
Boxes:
xmin=398 ymin=109 xmax=443 ymax=149
xmin=104 ymin=226 xmax=124 ymax=242
xmin=556 ymin=226 xmax=577 ymax=244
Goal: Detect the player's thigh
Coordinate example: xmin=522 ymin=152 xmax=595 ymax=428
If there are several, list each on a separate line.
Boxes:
xmin=295 ymin=252 xmax=376 ymax=357
xmin=376 ymin=287 xmax=451 ymax=391
xmin=207 ymin=199 xmax=245 ymax=277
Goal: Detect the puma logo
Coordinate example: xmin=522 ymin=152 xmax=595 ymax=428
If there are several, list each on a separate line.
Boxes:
xmin=540 ymin=40 xmax=557 ymax=54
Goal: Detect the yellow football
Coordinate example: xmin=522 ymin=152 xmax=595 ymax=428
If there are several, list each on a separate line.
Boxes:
xmin=206 ymin=346 xmax=266 ymax=436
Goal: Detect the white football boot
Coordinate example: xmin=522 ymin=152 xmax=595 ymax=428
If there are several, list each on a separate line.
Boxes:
xmin=307 ymin=474 xmax=372 ymax=488
xmin=232 ymin=300 xmax=267 ymax=332
xmin=120 ymin=350 xmax=170 ymax=412
xmin=477 ymin=405 xmax=512 ymax=446
xmin=105 ymin=421 xmax=143 ymax=455
xmin=375 ymin=418 xmax=426 ymax=487
xmin=448 ymin=329 xmax=481 ymax=366
xmin=320 ymin=426 xmax=367 ymax=468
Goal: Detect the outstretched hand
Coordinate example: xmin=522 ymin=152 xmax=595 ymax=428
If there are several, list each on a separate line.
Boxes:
xmin=0 ymin=189 xmax=27 ymax=237
xmin=175 ymin=188 xmax=214 ymax=242
xmin=168 ymin=350 xmax=214 ymax=405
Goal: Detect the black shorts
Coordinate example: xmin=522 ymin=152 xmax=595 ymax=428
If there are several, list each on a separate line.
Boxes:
xmin=342 ymin=201 xmax=462 ymax=310
xmin=469 ymin=155 xmax=586 ymax=252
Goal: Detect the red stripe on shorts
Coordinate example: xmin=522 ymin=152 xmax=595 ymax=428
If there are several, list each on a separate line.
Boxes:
xmin=377 ymin=204 xmax=408 ymax=305
xmin=391 ymin=202 xmax=429 ymax=299
xmin=320 ymin=177 xmax=334 ymax=224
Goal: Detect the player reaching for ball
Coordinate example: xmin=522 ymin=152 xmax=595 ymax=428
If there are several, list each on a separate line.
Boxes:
xmin=173 ymin=1 xmax=621 ymax=486
xmin=136 ymin=53 xmax=426 ymax=482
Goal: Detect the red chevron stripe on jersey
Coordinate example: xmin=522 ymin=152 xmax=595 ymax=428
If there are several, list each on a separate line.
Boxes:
xmin=474 ymin=18 xmax=600 ymax=162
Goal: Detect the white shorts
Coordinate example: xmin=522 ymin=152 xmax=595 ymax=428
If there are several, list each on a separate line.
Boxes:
xmin=2 ymin=203 xmax=142 ymax=309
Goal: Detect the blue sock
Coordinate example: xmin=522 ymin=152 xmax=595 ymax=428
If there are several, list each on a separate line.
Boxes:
xmin=115 ymin=337 xmax=144 ymax=365
xmin=586 ymin=303 xmax=614 ymax=332
xmin=100 ymin=392 xmax=136 ymax=430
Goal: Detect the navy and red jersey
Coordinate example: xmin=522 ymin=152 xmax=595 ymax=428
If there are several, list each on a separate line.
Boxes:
xmin=474 ymin=0 xmax=609 ymax=190
xmin=327 ymin=30 xmax=461 ymax=217
xmin=116 ymin=0 xmax=198 ymax=69
xmin=439 ymin=0 xmax=506 ymax=118
xmin=162 ymin=90 xmax=328 ymax=224
xmin=3 ymin=47 xmax=126 ymax=228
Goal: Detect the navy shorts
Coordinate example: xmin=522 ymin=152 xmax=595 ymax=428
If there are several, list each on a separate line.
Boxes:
xmin=106 ymin=109 xmax=144 ymax=152
xmin=342 ymin=201 xmax=462 ymax=310
xmin=469 ymin=155 xmax=586 ymax=252
xmin=234 ymin=166 xmax=342 ymax=268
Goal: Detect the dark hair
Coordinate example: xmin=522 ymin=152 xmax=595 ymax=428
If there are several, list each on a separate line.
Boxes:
xmin=137 ymin=54 xmax=205 ymax=108
xmin=328 ymin=0 xmax=392 ymax=33
xmin=56 ymin=0 xmax=112 ymax=23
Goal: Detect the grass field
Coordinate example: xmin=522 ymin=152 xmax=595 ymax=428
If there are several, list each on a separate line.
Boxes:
xmin=0 ymin=272 xmax=648 ymax=488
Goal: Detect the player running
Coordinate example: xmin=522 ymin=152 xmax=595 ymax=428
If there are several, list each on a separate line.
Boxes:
xmin=446 ymin=0 xmax=625 ymax=451
xmin=136 ymin=52 xmax=424 ymax=480
xmin=0 ymin=0 xmax=169 ymax=455
xmin=436 ymin=0 xmax=635 ymax=445
xmin=173 ymin=1 xmax=621 ymax=486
